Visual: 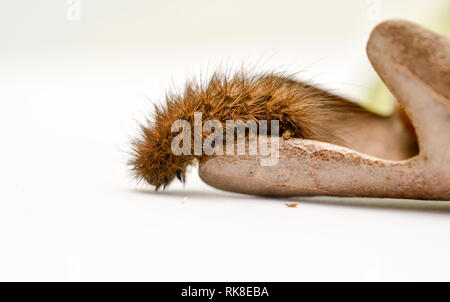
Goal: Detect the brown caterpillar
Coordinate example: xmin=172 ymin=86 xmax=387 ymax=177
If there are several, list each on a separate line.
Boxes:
xmin=130 ymin=71 xmax=366 ymax=190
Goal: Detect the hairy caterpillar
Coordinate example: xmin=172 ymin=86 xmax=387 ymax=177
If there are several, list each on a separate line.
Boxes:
xmin=130 ymin=71 xmax=367 ymax=190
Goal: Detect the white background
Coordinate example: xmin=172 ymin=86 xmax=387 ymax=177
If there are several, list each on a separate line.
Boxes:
xmin=0 ymin=0 xmax=449 ymax=281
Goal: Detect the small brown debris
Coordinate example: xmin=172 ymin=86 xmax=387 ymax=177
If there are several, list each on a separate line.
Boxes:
xmin=284 ymin=202 xmax=298 ymax=208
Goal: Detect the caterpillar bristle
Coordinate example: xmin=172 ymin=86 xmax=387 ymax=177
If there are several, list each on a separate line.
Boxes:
xmin=129 ymin=71 xmax=365 ymax=189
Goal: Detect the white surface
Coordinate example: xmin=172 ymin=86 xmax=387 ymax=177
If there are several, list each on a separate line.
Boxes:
xmin=0 ymin=0 xmax=449 ymax=281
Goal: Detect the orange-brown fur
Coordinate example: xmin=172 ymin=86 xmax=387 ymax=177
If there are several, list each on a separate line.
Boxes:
xmin=130 ymin=71 xmax=365 ymax=189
